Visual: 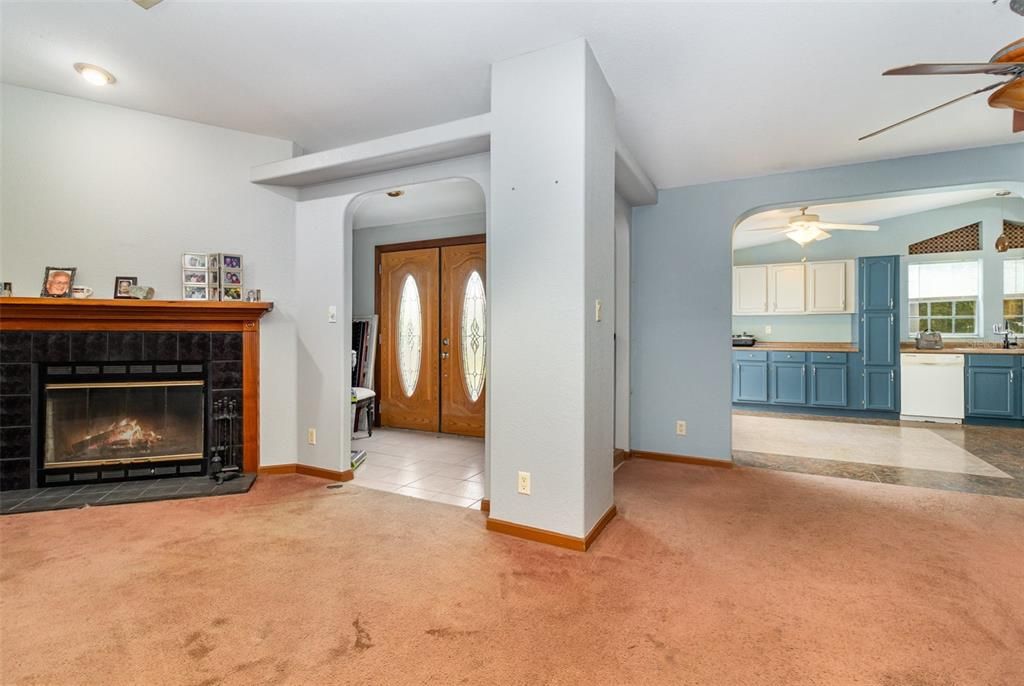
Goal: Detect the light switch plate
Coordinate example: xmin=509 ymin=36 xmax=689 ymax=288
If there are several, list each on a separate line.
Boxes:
xmin=307 ymin=428 xmax=317 ymax=445
xmin=328 ymin=306 xmax=337 ymax=324
xmin=676 ymin=420 xmax=687 ymax=436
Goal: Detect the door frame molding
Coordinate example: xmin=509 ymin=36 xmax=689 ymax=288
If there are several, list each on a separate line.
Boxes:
xmin=373 ymin=234 xmax=486 ymax=426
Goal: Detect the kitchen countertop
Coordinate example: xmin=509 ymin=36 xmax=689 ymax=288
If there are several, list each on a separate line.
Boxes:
xmin=900 ymin=342 xmax=1024 ymax=355
xmin=739 ymin=342 xmax=858 ymax=353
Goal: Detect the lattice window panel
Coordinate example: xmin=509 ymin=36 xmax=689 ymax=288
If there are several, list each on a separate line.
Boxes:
xmin=1004 ymin=221 xmax=1024 ymax=250
xmin=908 ymin=223 xmax=981 ymax=255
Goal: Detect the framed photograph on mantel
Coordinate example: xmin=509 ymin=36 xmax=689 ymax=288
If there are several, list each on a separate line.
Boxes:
xmin=113 ymin=276 xmax=138 ymax=299
xmin=40 ymin=266 xmax=76 ymax=298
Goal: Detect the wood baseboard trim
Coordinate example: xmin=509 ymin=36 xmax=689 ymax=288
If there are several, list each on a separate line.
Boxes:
xmin=257 ymin=464 xmax=354 ymax=481
xmin=585 ymin=504 xmax=617 ymax=549
xmin=613 ymin=449 xmax=631 ymax=467
xmin=479 ymin=498 xmax=490 ymax=514
xmin=631 ymin=450 xmax=733 ymax=468
xmin=486 ymin=504 xmax=617 ymax=552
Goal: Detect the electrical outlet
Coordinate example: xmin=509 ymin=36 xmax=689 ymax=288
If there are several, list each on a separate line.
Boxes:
xmin=307 ymin=428 xmax=317 ymax=445
xmin=595 ymin=299 xmax=602 ymax=322
xmin=327 ymin=306 xmax=337 ymax=324
xmin=765 ymin=325 xmax=772 ymax=335
xmin=517 ymin=471 xmax=531 ymax=495
xmin=676 ymin=420 xmax=687 ymax=436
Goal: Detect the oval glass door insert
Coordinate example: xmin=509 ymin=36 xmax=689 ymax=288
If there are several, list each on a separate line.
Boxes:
xmin=397 ymin=274 xmax=422 ymax=397
xmin=460 ymin=270 xmax=487 ymax=402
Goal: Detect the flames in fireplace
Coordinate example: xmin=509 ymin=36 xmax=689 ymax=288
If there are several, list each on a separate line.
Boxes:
xmin=72 ymin=418 xmax=163 ymax=457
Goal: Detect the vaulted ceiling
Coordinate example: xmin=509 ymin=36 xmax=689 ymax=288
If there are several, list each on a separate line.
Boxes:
xmin=2 ymin=1 xmax=1020 ymax=189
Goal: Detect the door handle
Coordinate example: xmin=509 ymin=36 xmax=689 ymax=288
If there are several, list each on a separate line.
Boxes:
xmin=442 ymin=338 xmax=450 ymax=346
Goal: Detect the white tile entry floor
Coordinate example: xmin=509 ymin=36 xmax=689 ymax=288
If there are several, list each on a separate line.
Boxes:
xmin=351 ymin=428 xmax=485 ymax=508
xmin=733 ymin=414 xmax=1011 ymax=479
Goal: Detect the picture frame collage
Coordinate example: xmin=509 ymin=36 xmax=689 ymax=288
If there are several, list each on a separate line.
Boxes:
xmin=182 ymin=253 xmax=244 ymax=301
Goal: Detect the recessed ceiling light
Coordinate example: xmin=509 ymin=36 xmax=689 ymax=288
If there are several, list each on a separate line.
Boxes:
xmin=386 ymin=190 xmax=405 ymax=198
xmin=995 ymin=190 xmax=1012 ymax=197
xmin=74 ymin=63 xmax=116 ymax=86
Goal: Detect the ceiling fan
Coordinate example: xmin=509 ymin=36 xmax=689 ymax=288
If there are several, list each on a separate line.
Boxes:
xmin=745 ymin=208 xmax=880 ymax=247
xmin=861 ymin=37 xmax=1024 ymax=140
xmin=132 ymin=0 xmax=163 ymax=9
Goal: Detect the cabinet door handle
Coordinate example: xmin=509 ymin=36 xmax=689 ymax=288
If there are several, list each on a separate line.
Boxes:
xmin=890 ymin=313 xmax=894 ymax=325
xmin=813 ymin=367 xmax=817 ymax=378
xmin=890 ymin=369 xmax=895 ymax=382
xmin=1011 ymin=370 xmax=1015 ymax=384
xmin=889 ymin=297 xmax=894 ymax=309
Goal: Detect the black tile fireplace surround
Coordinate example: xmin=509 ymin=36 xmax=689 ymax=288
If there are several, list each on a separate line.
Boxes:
xmin=0 ymin=331 xmax=244 ymax=491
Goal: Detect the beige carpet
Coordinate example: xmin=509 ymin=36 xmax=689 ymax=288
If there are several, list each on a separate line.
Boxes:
xmin=1 ymin=463 xmax=1022 ymax=685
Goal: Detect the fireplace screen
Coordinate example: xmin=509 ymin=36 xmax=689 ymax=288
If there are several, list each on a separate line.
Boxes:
xmin=44 ymin=381 xmax=204 ymax=468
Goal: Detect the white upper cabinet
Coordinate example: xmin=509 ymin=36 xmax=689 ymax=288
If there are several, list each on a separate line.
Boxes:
xmin=807 ymin=261 xmax=848 ymax=313
xmin=769 ymin=264 xmax=806 ymax=313
xmin=733 ymin=265 xmax=768 ymax=314
xmin=733 ymin=259 xmax=855 ymax=315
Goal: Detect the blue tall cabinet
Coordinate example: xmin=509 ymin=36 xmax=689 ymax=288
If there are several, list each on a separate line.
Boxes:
xmin=858 ymin=256 xmax=899 ymax=412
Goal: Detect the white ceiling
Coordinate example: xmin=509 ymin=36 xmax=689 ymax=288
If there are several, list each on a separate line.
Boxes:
xmin=733 ymin=187 xmax=1012 ymax=249
xmin=353 ymin=178 xmax=485 ymax=230
xmin=2 ymin=2 xmax=1022 ymax=189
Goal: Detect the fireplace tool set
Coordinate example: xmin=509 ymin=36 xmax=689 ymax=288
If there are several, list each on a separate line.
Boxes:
xmin=209 ymin=398 xmax=241 ymax=484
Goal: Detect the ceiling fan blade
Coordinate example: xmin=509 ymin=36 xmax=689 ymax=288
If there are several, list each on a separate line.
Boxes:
xmin=815 ymin=223 xmax=879 ymax=232
xmin=884 ymin=63 xmax=1024 ymax=76
xmin=132 ymin=0 xmax=163 ymax=9
xmin=744 ymin=226 xmax=791 ymax=232
xmin=859 ymin=77 xmax=1015 ymax=141
xmin=1015 ymin=110 xmax=1024 ymax=133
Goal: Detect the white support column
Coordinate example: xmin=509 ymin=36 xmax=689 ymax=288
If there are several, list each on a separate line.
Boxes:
xmin=488 ymin=39 xmax=616 ymax=544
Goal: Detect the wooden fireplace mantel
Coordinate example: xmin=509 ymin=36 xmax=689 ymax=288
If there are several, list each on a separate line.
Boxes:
xmin=0 ymin=298 xmax=274 ymax=473
xmin=0 ymin=297 xmax=273 ymax=330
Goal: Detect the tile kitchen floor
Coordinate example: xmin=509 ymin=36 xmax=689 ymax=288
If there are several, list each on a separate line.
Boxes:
xmin=351 ymin=427 xmax=485 ymax=509
xmin=733 ymin=410 xmax=1024 ymax=499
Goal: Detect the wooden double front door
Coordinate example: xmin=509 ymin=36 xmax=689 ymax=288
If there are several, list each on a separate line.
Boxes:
xmin=378 ymin=241 xmax=485 ymax=437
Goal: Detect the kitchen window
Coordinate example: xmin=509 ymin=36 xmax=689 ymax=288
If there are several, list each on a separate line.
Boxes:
xmin=1004 ymin=258 xmax=1024 ymax=334
xmin=907 ymin=260 xmax=980 ymax=337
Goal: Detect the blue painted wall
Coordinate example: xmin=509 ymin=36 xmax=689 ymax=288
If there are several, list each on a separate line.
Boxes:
xmin=630 ymin=143 xmax=1024 ymax=461
xmin=733 ymin=197 xmax=1024 ymax=342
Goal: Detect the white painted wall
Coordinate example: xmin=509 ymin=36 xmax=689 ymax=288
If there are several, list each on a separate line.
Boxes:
xmin=489 ymin=39 xmax=615 ymax=538
xmin=614 ymin=193 xmax=631 ymax=451
xmin=0 ymin=85 xmax=298 ymax=465
xmin=582 ymin=46 xmax=617 ymax=531
xmin=351 ymin=212 xmax=485 ymax=316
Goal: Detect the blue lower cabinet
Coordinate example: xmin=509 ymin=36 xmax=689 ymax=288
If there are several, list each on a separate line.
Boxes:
xmin=966 ymin=365 xmax=1016 ymax=418
xmin=733 ymin=360 xmax=768 ymax=403
xmin=771 ymin=362 xmax=807 ymax=405
xmin=863 ymin=366 xmax=896 ymax=411
xmin=810 ymin=363 xmax=848 ymax=407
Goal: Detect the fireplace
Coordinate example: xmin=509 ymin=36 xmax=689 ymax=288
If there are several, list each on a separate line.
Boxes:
xmin=45 ymin=380 xmax=205 ymax=468
xmin=36 ymin=362 xmax=210 ymax=487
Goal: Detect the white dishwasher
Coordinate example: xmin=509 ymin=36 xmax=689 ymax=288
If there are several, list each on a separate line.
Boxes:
xmin=900 ymin=353 xmax=965 ymax=423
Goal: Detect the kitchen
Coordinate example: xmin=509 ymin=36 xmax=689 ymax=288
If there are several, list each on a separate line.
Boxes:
xmin=730 ymin=187 xmax=1024 ymax=498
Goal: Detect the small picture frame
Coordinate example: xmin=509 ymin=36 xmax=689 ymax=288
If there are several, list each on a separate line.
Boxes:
xmin=183 ymin=285 xmax=209 ymax=300
xmin=223 ymin=270 xmax=242 ymax=285
xmin=210 ymin=287 xmax=221 ymax=301
xmin=222 ymin=254 xmax=242 ymax=269
xmin=209 ymin=254 xmax=220 ymax=270
xmin=41 ymin=266 xmax=76 ymax=298
xmin=183 ymin=269 xmax=208 ymax=284
xmin=210 ymin=270 xmax=220 ymax=285
xmin=222 ymin=287 xmax=242 ymax=301
xmin=182 ymin=253 xmax=208 ymax=269
xmin=113 ymin=276 xmax=138 ymax=299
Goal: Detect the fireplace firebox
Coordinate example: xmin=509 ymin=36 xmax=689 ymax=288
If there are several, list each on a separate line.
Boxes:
xmin=36 ymin=363 xmax=210 ymax=487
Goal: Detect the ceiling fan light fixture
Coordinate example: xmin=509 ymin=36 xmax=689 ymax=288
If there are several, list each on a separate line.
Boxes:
xmin=386 ymin=190 xmax=405 ymax=198
xmin=786 ymin=226 xmax=829 ymax=246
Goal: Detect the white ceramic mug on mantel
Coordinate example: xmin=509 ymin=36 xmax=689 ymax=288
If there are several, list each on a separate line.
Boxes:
xmin=71 ymin=286 xmax=94 ymax=299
